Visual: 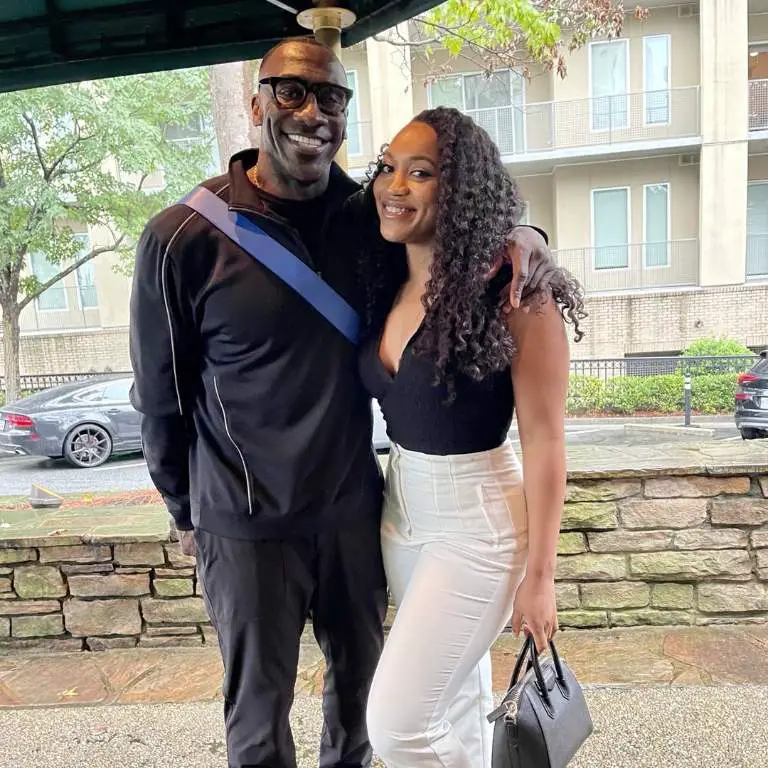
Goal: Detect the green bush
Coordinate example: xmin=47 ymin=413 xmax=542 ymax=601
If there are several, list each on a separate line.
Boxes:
xmin=566 ymin=372 xmax=737 ymax=415
xmin=0 ymin=373 xmax=741 ymax=417
xmin=682 ymin=337 xmax=752 ymax=357
xmin=691 ymin=373 xmax=740 ymax=414
xmin=680 ymin=338 xmax=754 ymax=375
xmin=567 ymin=376 xmax=606 ymax=415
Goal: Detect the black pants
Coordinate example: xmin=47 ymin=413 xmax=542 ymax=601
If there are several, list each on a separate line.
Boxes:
xmin=195 ymin=510 xmax=387 ymax=768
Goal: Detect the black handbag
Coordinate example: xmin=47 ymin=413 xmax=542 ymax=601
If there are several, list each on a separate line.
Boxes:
xmin=487 ymin=635 xmax=593 ymax=768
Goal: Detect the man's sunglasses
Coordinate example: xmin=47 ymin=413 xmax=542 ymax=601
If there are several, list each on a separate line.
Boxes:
xmin=259 ymin=77 xmax=353 ymax=117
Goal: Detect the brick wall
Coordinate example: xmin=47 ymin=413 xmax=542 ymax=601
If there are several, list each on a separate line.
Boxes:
xmin=0 ymin=328 xmax=131 ymax=376
xmin=3 ymin=283 xmax=768 ymax=371
xmin=575 ymin=283 xmax=768 ymax=359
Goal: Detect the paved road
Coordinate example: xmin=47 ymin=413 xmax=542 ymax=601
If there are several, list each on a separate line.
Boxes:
xmin=0 ymin=416 xmax=743 ymax=499
xmin=0 ymin=452 xmax=152 ymax=497
xmin=0 ymin=685 xmax=766 ymax=768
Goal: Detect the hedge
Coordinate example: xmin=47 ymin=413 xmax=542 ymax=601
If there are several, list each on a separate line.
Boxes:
xmin=568 ymin=373 xmax=739 ymax=416
xmin=0 ymin=376 xmax=740 ymax=416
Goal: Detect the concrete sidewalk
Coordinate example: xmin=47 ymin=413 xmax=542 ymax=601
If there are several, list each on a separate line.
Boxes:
xmin=2 ymin=626 xmax=768 ymax=766
xmin=1 ymin=686 xmax=767 ymax=768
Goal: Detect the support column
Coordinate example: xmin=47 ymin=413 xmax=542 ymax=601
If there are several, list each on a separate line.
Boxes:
xmin=698 ymin=0 xmax=749 ymax=286
xmin=365 ymin=26 xmax=415 ymax=153
xmin=298 ymin=3 xmax=356 ymax=169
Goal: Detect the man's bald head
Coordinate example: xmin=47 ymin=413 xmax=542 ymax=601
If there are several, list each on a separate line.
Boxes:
xmin=258 ymin=37 xmax=346 ymax=82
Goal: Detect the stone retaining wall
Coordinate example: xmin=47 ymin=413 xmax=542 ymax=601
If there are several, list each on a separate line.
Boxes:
xmin=0 ymin=541 xmax=214 ymax=651
xmin=555 ymin=474 xmax=768 ymax=628
xmin=1 ymin=463 xmax=767 ymax=651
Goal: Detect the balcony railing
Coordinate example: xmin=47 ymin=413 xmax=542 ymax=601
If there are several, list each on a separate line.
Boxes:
xmin=749 ymin=79 xmax=768 ymax=132
xmin=346 ymin=120 xmax=375 ymax=169
xmin=19 ymin=283 xmax=101 ymax=333
xmin=554 ymin=239 xmax=699 ymax=294
xmin=747 ymin=232 xmax=768 ymax=278
xmin=464 ymin=87 xmax=701 ymax=158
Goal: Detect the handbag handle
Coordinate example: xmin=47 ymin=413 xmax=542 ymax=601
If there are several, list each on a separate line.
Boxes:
xmin=508 ymin=635 xmax=569 ymax=703
xmin=508 ymin=635 xmax=550 ymax=706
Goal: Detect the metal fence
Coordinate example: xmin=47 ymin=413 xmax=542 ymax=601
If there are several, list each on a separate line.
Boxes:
xmin=749 ymin=79 xmax=768 ymax=132
xmin=2 ymin=357 xmax=757 ymax=399
xmin=0 ymin=371 xmax=131 ymax=395
xmin=571 ymin=355 xmax=758 ymax=381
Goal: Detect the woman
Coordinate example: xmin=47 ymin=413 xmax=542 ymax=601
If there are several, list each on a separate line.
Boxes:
xmin=358 ymin=107 xmax=585 ymax=768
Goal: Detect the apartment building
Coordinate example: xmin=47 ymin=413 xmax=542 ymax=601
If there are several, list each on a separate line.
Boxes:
xmin=10 ymin=0 xmax=768 ymax=375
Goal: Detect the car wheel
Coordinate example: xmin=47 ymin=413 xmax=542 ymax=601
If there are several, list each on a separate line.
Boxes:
xmin=740 ymin=428 xmax=761 ymax=440
xmin=63 ymin=424 xmax=113 ymax=468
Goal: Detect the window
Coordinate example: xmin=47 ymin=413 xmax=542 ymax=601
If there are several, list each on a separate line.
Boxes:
xmin=74 ymin=234 xmax=98 ymax=309
xmin=643 ymin=183 xmax=670 ymax=267
xmin=428 ymin=70 xmax=525 ymax=154
xmin=644 ymin=35 xmax=670 ymax=125
xmin=346 ymin=70 xmax=362 ymax=156
xmin=166 ymin=115 xmax=205 ymax=146
xmin=590 ymin=40 xmax=629 ymax=131
xmin=592 ymin=187 xmax=630 ymax=269
xmin=72 ymin=385 xmax=105 ymax=404
xmin=747 ymin=182 xmax=768 ymax=277
xmin=103 ymin=379 xmax=132 ymax=402
xmin=30 ymin=253 xmax=67 ymax=311
xmin=165 ymin=115 xmax=220 ymax=174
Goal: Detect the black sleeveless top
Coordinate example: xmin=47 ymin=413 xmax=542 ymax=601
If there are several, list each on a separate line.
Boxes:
xmin=358 ymin=321 xmax=515 ymax=456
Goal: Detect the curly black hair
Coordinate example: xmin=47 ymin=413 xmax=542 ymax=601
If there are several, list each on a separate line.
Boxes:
xmin=358 ymin=106 xmax=586 ymax=388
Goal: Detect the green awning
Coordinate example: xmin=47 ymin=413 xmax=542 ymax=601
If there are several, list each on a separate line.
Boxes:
xmin=0 ymin=0 xmax=436 ymax=93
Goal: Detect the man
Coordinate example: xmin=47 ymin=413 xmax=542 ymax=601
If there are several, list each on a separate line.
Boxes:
xmin=130 ymin=37 xmax=555 ymax=768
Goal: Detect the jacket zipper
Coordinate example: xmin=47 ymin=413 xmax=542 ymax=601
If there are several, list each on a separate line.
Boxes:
xmin=213 ymin=376 xmax=254 ymax=516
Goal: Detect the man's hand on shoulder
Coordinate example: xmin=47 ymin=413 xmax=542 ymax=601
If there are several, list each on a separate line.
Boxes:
xmin=502 ymin=226 xmax=556 ymax=311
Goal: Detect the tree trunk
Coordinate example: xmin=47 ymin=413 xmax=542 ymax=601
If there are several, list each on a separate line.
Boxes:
xmin=1 ymin=302 xmax=21 ymax=405
xmin=209 ymin=61 xmax=258 ymax=168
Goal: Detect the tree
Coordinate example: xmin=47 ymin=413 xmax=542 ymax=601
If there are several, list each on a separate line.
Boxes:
xmin=0 ymin=69 xmax=215 ymax=403
xmin=209 ymin=61 xmax=258 ymax=168
xmin=377 ymin=0 xmax=647 ymax=78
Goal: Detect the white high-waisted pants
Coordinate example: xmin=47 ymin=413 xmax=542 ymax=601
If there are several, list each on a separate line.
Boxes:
xmin=367 ymin=440 xmax=529 ymax=768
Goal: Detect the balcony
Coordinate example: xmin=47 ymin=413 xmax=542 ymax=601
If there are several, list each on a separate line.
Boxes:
xmin=554 ymin=239 xmax=699 ymax=294
xmin=747 ymin=232 xmax=768 ymax=278
xmin=749 ymin=79 xmax=768 ymax=132
xmin=468 ymin=87 xmax=701 ymax=166
xmin=19 ymin=283 xmax=101 ymax=333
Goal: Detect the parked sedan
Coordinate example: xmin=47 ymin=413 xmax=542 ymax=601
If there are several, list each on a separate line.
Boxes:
xmin=0 ymin=375 xmax=142 ymax=467
xmin=372 ymin=399 xmax=388 ymax=453
xmin=735 ymin=351 xmax=768 ymax=439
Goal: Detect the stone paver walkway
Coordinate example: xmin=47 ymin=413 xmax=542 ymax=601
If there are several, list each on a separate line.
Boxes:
xmin=2 ymin=625 xmax=768 ymax=708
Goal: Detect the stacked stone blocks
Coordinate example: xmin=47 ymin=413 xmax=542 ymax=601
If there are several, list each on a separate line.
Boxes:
xmin=0 ymin=541 xmax=213 ymax=651
xmin=555 ymin=473 xmax=768 ymax=628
